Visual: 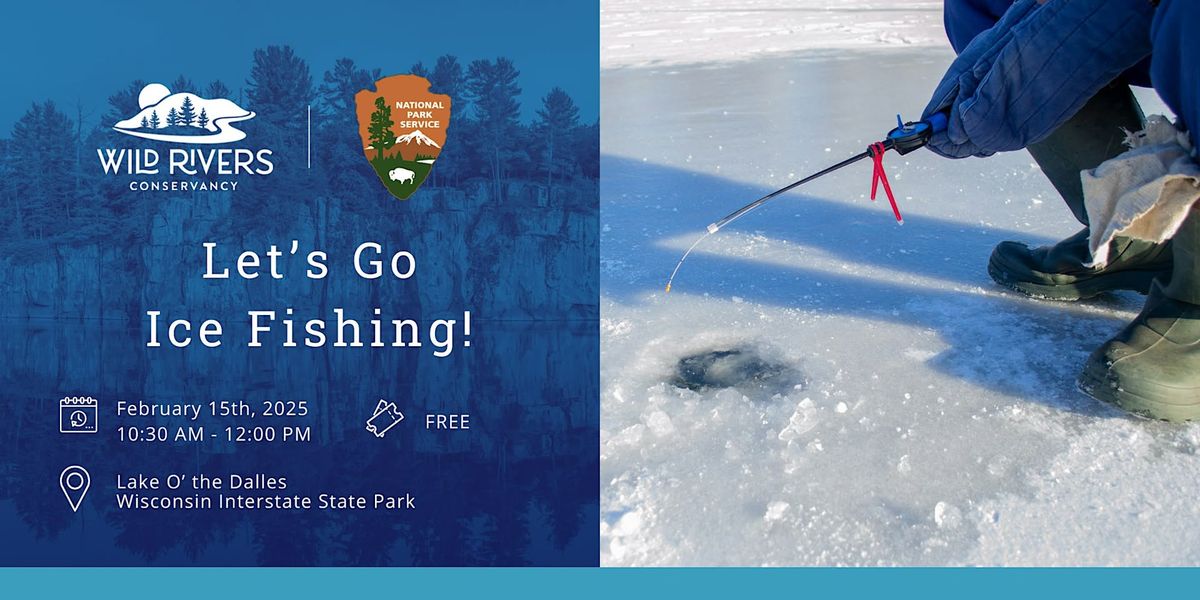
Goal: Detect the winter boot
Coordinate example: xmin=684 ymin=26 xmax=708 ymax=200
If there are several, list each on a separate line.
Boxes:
xmin=988 ymin=230 xmax=1173 ymax=300
xmin=1079 ymin=206 xmax=1200 ymax=421
xmin=987 ymin=83 xmax=1174 ymax=300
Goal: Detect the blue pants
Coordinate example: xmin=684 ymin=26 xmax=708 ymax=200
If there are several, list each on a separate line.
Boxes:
xmin=1149 ymin=1 xmax=1198 ymax=138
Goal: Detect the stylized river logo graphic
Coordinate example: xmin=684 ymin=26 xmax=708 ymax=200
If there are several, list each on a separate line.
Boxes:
xmin=112 ymin=82 xmax=255 ymax=144
xmin=355 ymin=74 xmax=451 ymax=200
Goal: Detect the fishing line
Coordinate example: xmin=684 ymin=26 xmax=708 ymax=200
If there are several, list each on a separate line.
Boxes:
xmin=664 ymin=113 xmax=947 ymax=294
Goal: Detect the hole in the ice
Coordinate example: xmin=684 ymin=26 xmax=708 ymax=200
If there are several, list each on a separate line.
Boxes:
xmin=669 ymin=347 xmax=802 ymax=394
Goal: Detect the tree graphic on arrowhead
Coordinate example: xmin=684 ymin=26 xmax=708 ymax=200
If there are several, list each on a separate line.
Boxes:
xmin=367 ymin=97 xmax=394 ymax=161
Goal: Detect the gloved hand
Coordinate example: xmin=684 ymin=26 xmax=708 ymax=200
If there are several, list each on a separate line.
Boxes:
xmin=922 ymin=0 xmax=1155 ymax=159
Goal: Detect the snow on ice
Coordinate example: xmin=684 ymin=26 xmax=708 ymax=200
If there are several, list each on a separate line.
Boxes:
xmin=600 ymin=0 xmax=1198 ymax=566
xmin=602 ymin=0 xmax=946 ymax=70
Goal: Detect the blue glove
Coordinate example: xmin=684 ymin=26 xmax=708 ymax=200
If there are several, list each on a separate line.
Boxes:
xmin=922 ymin=0 xmax=1155 ymax=159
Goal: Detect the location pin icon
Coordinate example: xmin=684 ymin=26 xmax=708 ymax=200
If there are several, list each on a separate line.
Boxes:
xmin=60 ymin=465 xmax=91 ymax=513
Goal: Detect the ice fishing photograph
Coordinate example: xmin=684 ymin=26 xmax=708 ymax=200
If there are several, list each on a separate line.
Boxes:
xmin=599 ymin=0 xmax=1200 ymax=566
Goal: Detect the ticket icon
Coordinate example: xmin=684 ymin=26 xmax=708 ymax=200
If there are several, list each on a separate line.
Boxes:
xmin=59 ymin=397 xmax=98 ymax=434
xmin=365 ymin=399 xmax=405 ymax=438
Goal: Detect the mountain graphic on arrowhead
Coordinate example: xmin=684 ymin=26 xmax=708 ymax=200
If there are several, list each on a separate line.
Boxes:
xmin=395 ymin=129 xmax=441 ymax=148
xmin=113 ymin=83 xmax=256 ymax=144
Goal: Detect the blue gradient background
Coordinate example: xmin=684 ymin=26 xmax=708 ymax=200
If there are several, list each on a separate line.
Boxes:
xmin=0 ymin=0 xmax=598 ymax=566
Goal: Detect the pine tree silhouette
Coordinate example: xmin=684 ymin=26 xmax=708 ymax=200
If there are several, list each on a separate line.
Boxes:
xmin=197 ymin=107 xmax=209 ymax=129
xmin=178 ymin=96 xmax=197 ymax=127
xmin=367 ymin=96 xmax=394 ymax=161
xmin=206 ymin=80 xmax=230 ymax=100
xmin=466 ymin=58 xmax=521 ymax=201
xmin=535 ymin=87 xmax=580 ymax=199
xmin=246 ymin=45 xmax=313 ymax=133
xmin=140 ymin=116 xmax=149 ymax=129
xmin=149 ymin=110 xmax=160 ymax=129
xmin=103 ymin=79 xmax=148 ymax=131
xmin=167 ymin=107 xmax=179 ymax=127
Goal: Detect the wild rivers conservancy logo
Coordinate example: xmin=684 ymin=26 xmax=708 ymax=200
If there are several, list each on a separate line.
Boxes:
xmin=354 ymin=74 xmax=451 ymax=200
xmin=97 ymin=82 xmax=273 ymax=193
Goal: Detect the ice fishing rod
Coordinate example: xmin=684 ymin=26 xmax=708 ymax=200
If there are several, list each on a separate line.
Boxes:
xmin=664 ymin=112 xmax=948 ymax=294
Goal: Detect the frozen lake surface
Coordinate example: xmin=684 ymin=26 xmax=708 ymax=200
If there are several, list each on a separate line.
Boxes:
xmin=602 ymin=0 xmax=945 ymax=69
xmin=600 ymin=42 xmax=1200 ymax=565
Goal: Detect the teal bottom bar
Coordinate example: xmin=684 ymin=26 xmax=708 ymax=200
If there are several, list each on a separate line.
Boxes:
xmin=2 ymin=567 xmax=1197 ymax=598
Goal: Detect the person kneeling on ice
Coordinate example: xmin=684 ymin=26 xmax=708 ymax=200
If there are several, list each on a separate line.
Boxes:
xmin=924 ymin=0 xmax=1199 ymax=420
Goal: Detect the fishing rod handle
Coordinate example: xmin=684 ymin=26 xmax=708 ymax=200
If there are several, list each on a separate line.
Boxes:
xmin=886 ymin=111 xmax=948 ymax=156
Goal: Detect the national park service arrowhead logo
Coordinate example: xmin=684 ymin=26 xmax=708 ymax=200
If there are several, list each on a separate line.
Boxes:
xmin=355 ymin=75 xmax=451 ymax=200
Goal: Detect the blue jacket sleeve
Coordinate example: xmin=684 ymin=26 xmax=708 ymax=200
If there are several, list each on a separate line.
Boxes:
xmin=922 ymin=0 xmax=1155 ymax=159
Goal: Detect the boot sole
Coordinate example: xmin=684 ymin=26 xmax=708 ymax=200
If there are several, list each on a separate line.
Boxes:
xmin=987 ymin=254 xmax=1165 ymax=302
xmin=1078 ymin=356 xmax=1200 ymax=422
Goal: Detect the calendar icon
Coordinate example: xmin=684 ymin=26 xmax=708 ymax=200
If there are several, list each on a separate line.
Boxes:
xmin=59 ymin=397 xmax=98 ymax=434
